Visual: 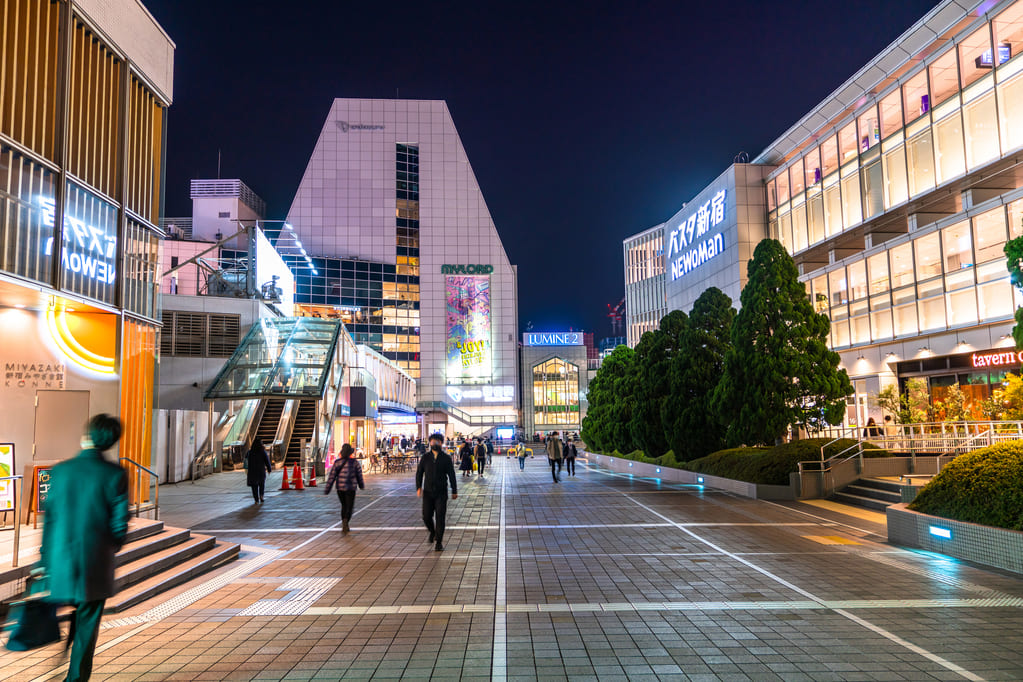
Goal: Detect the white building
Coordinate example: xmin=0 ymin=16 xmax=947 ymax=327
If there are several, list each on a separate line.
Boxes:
xmin=623 ymin=224 xmax=667 ymax=347
xmin=285 ymin=99 xmax=519 ymax=437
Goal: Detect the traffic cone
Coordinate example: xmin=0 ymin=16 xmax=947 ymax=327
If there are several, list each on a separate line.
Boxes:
xmin=279 ymin=464 xmax=290 ymax=490
xmin=308 ymin=466 xmax=317 ymax=487
xmin=292 ymin=463 xmax=304 ymax=490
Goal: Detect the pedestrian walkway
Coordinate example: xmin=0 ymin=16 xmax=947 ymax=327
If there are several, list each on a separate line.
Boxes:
xmin=4 ymin=454 xmax=1023 ymax=680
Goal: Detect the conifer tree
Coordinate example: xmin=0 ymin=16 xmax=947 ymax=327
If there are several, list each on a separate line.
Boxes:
xmin=629 ymin=311 xmax=687 ymax=457
xmin=581 ymin=345 xmax=636 ymax=453
xmin=712 ymin=239 xmax=852 ymax=445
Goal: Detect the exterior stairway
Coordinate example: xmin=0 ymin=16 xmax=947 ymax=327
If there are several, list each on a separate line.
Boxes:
xmin=830 ymin=478 xmax=902 ymax=512
xmin=285 ymin=400 xmax=317 ymax=465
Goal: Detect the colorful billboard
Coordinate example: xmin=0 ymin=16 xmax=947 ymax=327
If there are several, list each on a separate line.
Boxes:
xmin=0 ymin=443 xmax=14 ymax=511
xmin=446 ymin=275 xmax=492 ymax=382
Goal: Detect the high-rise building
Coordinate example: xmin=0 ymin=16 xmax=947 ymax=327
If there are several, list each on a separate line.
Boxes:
xmin=285 ymin=99 xmax=519 ymax=436
xmin=623 ymin=224 xmax=667 ymax=347
xmin=0 ymin=0 xmax=173 ymax=473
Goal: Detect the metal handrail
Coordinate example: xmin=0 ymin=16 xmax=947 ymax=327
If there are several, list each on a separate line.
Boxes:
xmin=1 ymin=475 xmax=24 ymax=568
xmin=119 ymin=458 xmax=160 ymax=520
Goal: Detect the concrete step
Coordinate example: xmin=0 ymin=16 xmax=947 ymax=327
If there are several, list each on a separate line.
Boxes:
xmin=830 ymin=491 xmax=895 ymax=512
xmin=857 ymin=478 xmax=903 ymax=494
xmin=105 ymin=540 xmax=240 ymax=613
xmin=115 ymin=527 xmax=191 ymax=567
xmin=843 ymin=484 xmax=901 ymax=504
xmin=114 ymin=534 xmax=214 ymax=591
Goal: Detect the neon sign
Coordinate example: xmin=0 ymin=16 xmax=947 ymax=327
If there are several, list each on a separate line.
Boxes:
xmin=667 ymin=189 xmax=727 ymax=281
xmin=971 ymin=350 xmax=1023 ymax=368
xmin=523 ymin=332 xmax=583 ymax=346
xmin=441 ymin=264 xmax=494 ymax=275
xmin=446 ymin=385 xmax=514 ymax=403
xmin=39 ymin=196 xmax=117 ymax=285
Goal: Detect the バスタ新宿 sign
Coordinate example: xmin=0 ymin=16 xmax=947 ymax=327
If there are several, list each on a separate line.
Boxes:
xmin=666 ymin=189 xmax=727 ymax=281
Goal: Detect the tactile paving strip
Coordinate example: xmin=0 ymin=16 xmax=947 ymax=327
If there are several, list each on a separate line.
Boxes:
xmin=236 ymin=576 xmax=340 ymax=617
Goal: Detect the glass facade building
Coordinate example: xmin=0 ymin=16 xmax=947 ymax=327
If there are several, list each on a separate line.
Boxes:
xmin=623 ymin=224 xmax=667 ymax=347
xmin=0 ymin=0 xmax=172 ymax=472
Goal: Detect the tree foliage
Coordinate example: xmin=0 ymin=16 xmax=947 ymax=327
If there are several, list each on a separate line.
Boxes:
xmin=581 ymin=345 xmax=636 ymax=453
xmin=1004 ymin=236 xmax=1023 ymax=348
xmin=663 ymin=288 xmax=735 ymax=461
xmin=628 ymin=311 xmax=687 ymax=458
xmin=712 ymin=239 xmax=852 ymax=446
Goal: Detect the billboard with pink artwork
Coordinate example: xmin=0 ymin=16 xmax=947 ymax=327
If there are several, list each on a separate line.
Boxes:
xmin=446 ymin=275 xmax=492 ymax=383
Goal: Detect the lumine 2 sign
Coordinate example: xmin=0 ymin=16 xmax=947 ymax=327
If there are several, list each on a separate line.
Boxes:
xmin=441 ymin=264 xmax=493 ymax=274
xmin=667 ymin=189 xmax=727 ymax=281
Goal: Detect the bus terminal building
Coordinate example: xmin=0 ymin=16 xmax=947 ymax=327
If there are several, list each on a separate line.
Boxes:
xmin=624 ymin=0 xmax=1023 ymax=426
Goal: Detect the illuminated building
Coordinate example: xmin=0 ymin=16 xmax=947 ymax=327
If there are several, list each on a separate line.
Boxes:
xmin=0 ymin=0 xmax=173 ymax=473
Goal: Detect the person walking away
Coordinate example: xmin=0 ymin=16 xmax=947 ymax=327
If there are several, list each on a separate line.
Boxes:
xmin=458 ymin=440 xmax=473 ymax=477
xmin=546 ymin=431 xmax=564 ymax=482
xmin=517 ymin=441 xmax=528 ymax=471
xmin=416 ymin=433 xmax=458 ymax=551
xmin=40 ymin=414 xmax=128 ymax=682
xmin=246 ymin=437 xmax=273 ymax=504
xmin=324 ymin=443 xmax=365 ymax=533
xmin=863 ymin=417 xmax=881 ymax=438
xmin=475 ymin=438 xmax=488 ymax=478
xmin=486 ymin=438 xmax=494 ymax=464
xmin=563 ymin=439 xmax=578 ymax=476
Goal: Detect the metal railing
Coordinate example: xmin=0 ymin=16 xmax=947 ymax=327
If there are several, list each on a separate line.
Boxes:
xmin=119 ymin=458 xmax=160 ymax=520
xmin=1 ymin=475 xmax=24 ymax=568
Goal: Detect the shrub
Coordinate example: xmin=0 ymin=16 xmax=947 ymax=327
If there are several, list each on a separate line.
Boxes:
xmin=683 ymin=438 xmax=887 ymax=486
xmin=908 ymin=441 xmax=1023 ymax=531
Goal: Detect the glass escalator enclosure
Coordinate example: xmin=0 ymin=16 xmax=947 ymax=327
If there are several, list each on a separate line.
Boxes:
xmin=203 ymin=317 xmax=343 ymax=400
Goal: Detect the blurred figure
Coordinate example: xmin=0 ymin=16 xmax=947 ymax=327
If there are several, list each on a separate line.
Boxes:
xmin=474 ymin=438 xmax=487 ymax=478
xmin=516 ymin=441 xmax=528 ymax=471
xmin=546 ymin=431 xmax=563 ymax=483
xmin=458 ymin=440 xmax=473 ymax=477
xmin=246 ymin=437 xmax=272 ymax=504
xmin=563 ymin=439 xmax=578 ymax=476
xmin=324 ymin=443 xmax=365 ymax=533
xmin=41 ymin=414 xmax=128 ymax=682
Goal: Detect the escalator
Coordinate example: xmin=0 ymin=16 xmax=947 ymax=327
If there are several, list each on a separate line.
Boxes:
xmin=284 ymin=400 xmax=317 ymax=465
xmin=256 ymin=398 xmax=286 ymax=453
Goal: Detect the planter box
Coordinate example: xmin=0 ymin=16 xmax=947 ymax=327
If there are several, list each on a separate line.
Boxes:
xmin=582 ymin=452 xmax=795 ymax=500
xmin=887 ymin=503 xmax=1023 ymax=576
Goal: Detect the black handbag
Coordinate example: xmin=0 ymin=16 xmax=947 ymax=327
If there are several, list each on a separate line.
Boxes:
xmin=4 ymin=574 xmax=61 ymax=651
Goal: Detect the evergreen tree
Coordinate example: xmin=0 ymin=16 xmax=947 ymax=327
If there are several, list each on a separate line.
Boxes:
xmin=1004 ymin=236 xmax=1023 ymax=347
xmin=663 ymin=288 xmax=734 ymax=460
xmin=629 ymin=311 xmax=687 ymax=457
xmin=712 ymin=239 xmax=852 ymax=445
xmin=581 ymin=345 xmax=636 ymax=453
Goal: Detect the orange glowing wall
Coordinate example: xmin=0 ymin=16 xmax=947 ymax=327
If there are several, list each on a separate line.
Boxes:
xmin=119 ymin=320 xmax=157 ymax=501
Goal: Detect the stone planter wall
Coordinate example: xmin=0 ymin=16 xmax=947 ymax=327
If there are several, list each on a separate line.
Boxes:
xmin=887 ymin=503 xmax=1023 ymax=576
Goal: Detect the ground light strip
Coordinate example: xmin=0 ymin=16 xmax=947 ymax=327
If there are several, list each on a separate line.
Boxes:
xmin=492 ymin=457 xmax=508 ymax=681
xmin=623 ymin=494 xmax=986 ymax=682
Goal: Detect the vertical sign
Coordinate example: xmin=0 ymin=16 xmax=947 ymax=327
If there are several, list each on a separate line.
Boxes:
xmin=0 ymin=443 xmax=14 ymax=511
xmin=446 ymin=275 xmax=492 ymax=382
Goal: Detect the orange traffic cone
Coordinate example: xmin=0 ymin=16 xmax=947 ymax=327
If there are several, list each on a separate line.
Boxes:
xmin=308 ymin=466 xmax=317 ymax=487
xmin=292 ymin=463 xmax=304 ymax=490
xmin=279 ymin=464 xmax=290 ymax=490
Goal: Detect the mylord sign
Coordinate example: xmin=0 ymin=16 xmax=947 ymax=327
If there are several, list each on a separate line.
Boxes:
xmin=441 ymin=264 xmax=494 ymax=275
xmin=666 ymin=189 xmax=727 ymax=281
xmin=522 ymin=332 xmax=584 ymax=346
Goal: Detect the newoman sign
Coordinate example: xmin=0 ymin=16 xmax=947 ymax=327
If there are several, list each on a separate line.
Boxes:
xmin=667 ymin=189 xmax=727 ymax=281
xmin=972 ymin=350 xmax=1023 ymax=368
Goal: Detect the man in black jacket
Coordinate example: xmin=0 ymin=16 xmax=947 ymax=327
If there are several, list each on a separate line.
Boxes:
xmin=416 ymin=432 xmax=458 ymax=551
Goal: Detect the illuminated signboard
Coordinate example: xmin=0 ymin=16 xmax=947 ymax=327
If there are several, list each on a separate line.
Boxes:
xmin=667 ymin=189 xmax=727 ymax=281
xmin=971 ymin=350 xmax=1023 ymax=368
xmin=441 ymin=264 xmax=494 ymax=275
xmin=446 ymin=385 xmax=514 ymax=403
xmin=522 ymin=332 xmax=584 ymax=346
xmin=446 ymin=275 xmax=492 ymax=382
xmin=39 ymin=195 xmax=117 ymax=285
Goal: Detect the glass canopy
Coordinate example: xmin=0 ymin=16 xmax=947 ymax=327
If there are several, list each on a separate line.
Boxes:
xmin=203 ymin=317 xmax=342 ymax=401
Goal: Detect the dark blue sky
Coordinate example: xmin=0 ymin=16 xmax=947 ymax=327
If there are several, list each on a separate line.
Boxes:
xmin=144 ymin=0 xmax=940 ymax=338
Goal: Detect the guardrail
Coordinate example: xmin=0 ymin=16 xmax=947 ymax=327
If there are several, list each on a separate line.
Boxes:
xmin=119 ymin=458 xmax=160 ymax=520
xmin=1 ymin=474 xmax=23 ymax=568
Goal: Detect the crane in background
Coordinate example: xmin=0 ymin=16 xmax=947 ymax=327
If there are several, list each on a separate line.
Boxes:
xmin=607 ymin=297 xmax=625 ymax=336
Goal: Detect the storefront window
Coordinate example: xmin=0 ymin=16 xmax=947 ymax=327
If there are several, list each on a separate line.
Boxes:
xmin=963 ymin=89 xmax=1000 ymax=169
xmin=918 ymin=294 xmax=946 ymax=331
xmin=907 ymin=127 xmax=936 ymax=196
xmin=960 ymin=24 xmax=994 ymax=90
xmin=903 ymin=70 xmax=930 ymax=123
xmin=532 ymin=357 xmax=580 ymax=427
xmin=880 ymin=90 xmax=903 ymax=139
xmin=0 ymin=147 xmax=56 ymax=286
xmin=882 ymin=136 xmax=909 ymax=208
xmin=63 ymin=181 xmax=118 ymax=306
xmin=933 ymin=110 xmax=966 ymax=183
xmin=870 ymin=296 xmax=893 ymax=340
xmin=941 ymin=220 xmax=973 ymax=278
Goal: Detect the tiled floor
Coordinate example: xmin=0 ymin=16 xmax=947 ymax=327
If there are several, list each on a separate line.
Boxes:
xmin=4 ymin=455 xmax=1023 ymax=680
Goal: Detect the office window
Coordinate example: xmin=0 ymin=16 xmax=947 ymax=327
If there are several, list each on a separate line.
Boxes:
xmin=767 ymin=179 xmax=777 ymax=211
xmin=964 ymin=90 xmax=1000 ymax=168
xmin=960 ymin=24 xmax=994 ymax=89
xmin=823 ymin=180 xmax=843 ymax=237
xmin=994 ymin=3 xmax=1023 ymax=64
xmin=890 ymin=243 xmax=915 ymax=288
xmin=792 ymin=202 xmax=808 ymax=252
xmin=974 ymin=207 xmax=1008 ymax=265
xmin=840 ymin=167 xmax=862 ymax=227
xmin=903 ymin=70 xmax=930 ymax=122
xmin=857 ymin=106 xmax=880 ymax=152
xmin=928 ymin=49 xmax=959 ymax=108
xmin=829 ymin=267 xmax=848 ymax=308
xmin=810 ymin=274 xmax=829 ymax=314
xmin=807 ymin=193 xmax=825 ymax=245
xmin=894 ymin=300 xmax=918 ymax=336
xmin=776 ymin=168 xmax=790 ymax=204
xmin=883 ymin=138 xmax=909 ymax=208
xmin=848 ymin=260 xmax=868 ymax=301
xmin=907 ymin=128 xmax=936 ymax=196
xmin=839 ymin=122 xmax=858 ymax=165
xmin=880 ymin=90 xmax=904 ymax=139
xmin=790 ymin=158 xmax=805 ymax=196
xmin=914 ymin=232 xmax=942 ymax=282
xmin=1009 ymin=197 xmax=1023 ymax=238
xmin=942 ymin=221 xmax=975 ymax=296
xmin=933 ymin=111 xmax=966 ymax=183
xmin=804 ymin=147 xmax=821 ymax=188
xmin=868 ymin=252 xmax=890 ymax=295
xmin=861 ymin=158 xmax=883 ymax=220
xmin=918 ymin=294 xmax=946 ymax=331
xmin=998 ymin=71 xmax=1023 ymax=153
xmin=820 ymin=135 xmax=839 ymax=177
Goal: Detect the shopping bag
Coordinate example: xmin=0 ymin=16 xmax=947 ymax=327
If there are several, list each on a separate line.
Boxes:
xmin=4 ymin=575 xmax=61 ymax=651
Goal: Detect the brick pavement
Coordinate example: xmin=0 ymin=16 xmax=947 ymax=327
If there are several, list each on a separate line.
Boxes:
xmin=3 ymin=454 xmax=1023 ymax=680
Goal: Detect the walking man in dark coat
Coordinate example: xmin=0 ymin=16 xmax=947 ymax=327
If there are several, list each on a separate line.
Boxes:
xmin=41 ymin=414 xmax=128 ymax=682
xmin=246 ymin=437 xmax=273 ymax=504
xmin=416 ymin=432 xmax=458 ymax=551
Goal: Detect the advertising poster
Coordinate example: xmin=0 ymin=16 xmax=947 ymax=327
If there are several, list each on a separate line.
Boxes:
xmin=0 ymin=443 xmax=14 ymax=511
xmin=446 ymin=275 xmax=492 ymax=383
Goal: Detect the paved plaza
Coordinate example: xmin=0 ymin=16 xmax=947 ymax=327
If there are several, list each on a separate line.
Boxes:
xmin=4 ymin=454 xmax=1023 ymax=681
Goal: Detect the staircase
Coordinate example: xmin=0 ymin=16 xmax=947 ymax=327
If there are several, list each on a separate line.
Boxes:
xmin=285 ymin=400 xmax=316 ymax=465
xmin=0 ymin=519 xmax=239 ymax=616
xmin=830 ymin=478 xmax=902 ymax=512
xmin=256 ymin=398 xmax=285 ymax=447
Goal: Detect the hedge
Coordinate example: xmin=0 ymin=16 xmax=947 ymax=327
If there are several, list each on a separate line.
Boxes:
xmin=682 ymin=438 xmax=888 ymax=486
xmin=908 ymin=441 xmax=1023 ymax=531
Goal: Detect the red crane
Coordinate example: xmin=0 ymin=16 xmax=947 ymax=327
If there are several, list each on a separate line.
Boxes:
xmin=607 ymin=297 xmax=625 ymax=336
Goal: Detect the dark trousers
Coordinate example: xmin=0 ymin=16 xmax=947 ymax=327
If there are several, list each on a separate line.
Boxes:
xmin=336 ymin=489 xmax=356 ymax=521
xmin=477 ymin=458 xmax=486 ymax=476
xmin=422 ymin=493 xmax=448 ymax=542
xmin=250 ymin=481 xmax=264 ymax=503
xmin=550 ymin=459 xmax=561 ymax=481
xmin=67 ymin=599 xmax=104 ymax=682
xmin=518 ymin=456 xmax=525 ymax=470
xmin=565 ymin=458 xmax=575 ymax=475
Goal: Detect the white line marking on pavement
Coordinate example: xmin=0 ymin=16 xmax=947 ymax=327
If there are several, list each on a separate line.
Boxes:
xmin=197 ymin=521 xmax=821 ymax=533
xmin=492 ymin=457 xmax=508 ymax=682
xmin=623 ymin=494 xmax=985 ymax=682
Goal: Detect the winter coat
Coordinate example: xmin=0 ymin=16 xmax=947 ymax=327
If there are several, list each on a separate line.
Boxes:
xmin=416 ymin=448 xmax=458 ymax=497
xmin=41 ymin=449 xmax=129 ymax=603
xmin=246 ymin=444 xmax=273 ymax=486
xmin=564 ymin=442 xmax=578 ymax=459
xmin=458 ymin=444 xmax=473 ymax=471
xmin=546 ymin=438 xmax=563 ymax=461
xmin=324 ymin=456 xmax=365 ymax=493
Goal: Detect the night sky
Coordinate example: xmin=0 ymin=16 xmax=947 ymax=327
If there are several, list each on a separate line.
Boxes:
xmin=144 ymin=0 xmax=940 ymax=338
